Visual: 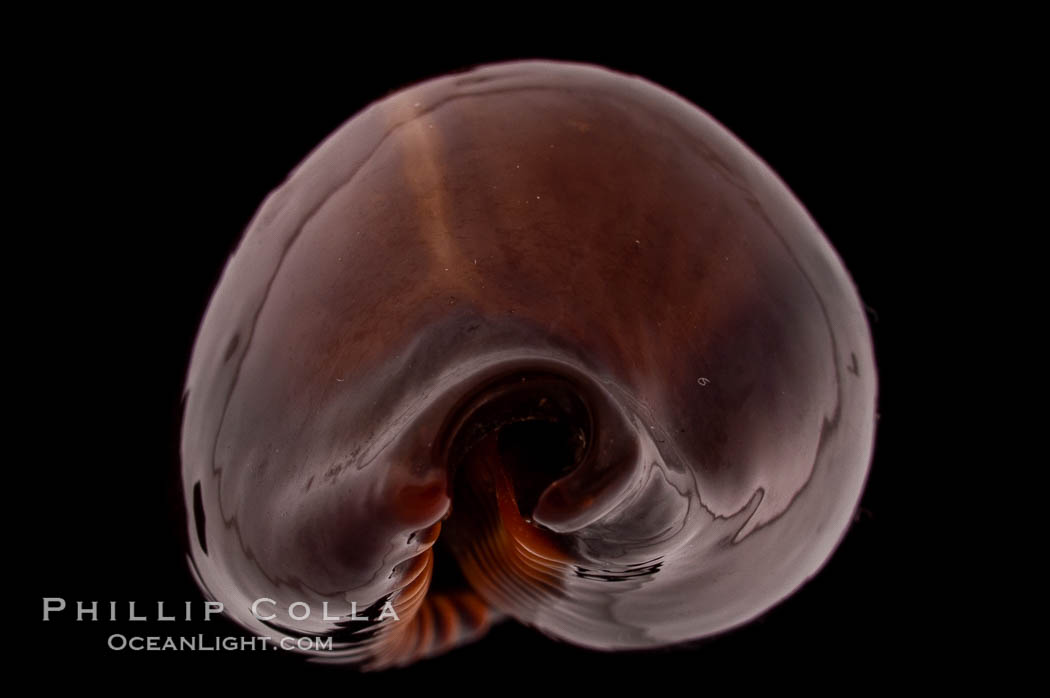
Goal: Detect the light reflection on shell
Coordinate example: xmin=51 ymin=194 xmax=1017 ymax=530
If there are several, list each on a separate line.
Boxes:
xmin=180 ymin=60 xmax=877 ymax=670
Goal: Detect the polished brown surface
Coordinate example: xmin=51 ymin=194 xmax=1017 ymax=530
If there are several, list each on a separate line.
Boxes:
xmin=180 ymin=60 xmax=877 ymax=669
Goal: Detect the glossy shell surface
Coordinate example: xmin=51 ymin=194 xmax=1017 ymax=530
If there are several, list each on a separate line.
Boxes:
xmin=180 ymin=60 xmax=877 ymax=669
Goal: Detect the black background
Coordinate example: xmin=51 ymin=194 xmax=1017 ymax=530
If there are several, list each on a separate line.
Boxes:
xmin=15 ymin=22 xmax=969 ymax=690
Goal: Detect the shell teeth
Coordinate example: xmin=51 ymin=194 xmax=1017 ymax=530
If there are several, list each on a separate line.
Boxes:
xmin=444 ymin=432 xmax=574 ymax=624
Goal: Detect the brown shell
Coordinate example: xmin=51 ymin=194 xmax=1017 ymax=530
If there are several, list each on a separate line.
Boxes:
xmin=180 ymin=60 xmax=877 ymax=669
